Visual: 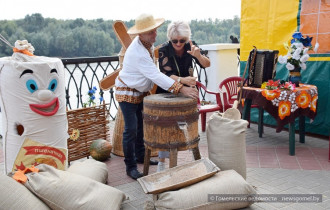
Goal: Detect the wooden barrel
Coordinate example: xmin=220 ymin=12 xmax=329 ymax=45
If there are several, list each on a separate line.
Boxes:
xmin=112 ymin=107 xmax=158 ymax=157
xmin=143 ymin=93 xmax=200 ymax=151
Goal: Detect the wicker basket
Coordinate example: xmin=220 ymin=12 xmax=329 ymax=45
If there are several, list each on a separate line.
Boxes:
xmin=67 ymin=104 xmax=110 ymax=163
xmin=112 ymin=107 xmax=158 ymax=157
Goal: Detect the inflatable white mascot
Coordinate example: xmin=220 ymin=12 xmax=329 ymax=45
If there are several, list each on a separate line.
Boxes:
xmin=0 ymin=40 xmax=68 ymax=174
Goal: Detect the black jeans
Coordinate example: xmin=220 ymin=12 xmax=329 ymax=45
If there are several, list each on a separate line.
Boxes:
xmin=119 ymin=101 xmax=145 ymax=172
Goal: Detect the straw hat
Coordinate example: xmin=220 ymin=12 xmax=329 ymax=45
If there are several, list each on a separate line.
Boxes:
xmin=127 ymin=14 xmax=164 ymax=35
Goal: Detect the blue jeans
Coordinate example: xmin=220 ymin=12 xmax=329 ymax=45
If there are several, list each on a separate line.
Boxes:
xmin=119 ymin=102 xmax=145 ymax=172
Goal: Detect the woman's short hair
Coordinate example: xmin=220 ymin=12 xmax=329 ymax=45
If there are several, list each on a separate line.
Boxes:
xmin=167 ymin=21 xmax=191 ymax=41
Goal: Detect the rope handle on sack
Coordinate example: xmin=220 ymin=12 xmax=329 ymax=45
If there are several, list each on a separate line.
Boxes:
xmin=238 ymin=46 xmax=257 ymax=104
xmin=0 ymin=33 xmax=14 ymax=48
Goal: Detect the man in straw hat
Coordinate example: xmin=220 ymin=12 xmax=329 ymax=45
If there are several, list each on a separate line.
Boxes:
xmin=114 ymin=13 xmax=199 ymax=180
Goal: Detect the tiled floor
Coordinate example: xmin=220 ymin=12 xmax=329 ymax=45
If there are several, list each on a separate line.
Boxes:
xmin=1 ymin=120 xmax=329 ymax=182
xmin=94 ymin=118 xmax=330 ymax=187
xmin=1 ymin=114 xmax=330 ymax=209
xmin=103 ymin=145 xmax=330 ymax=188
xmin=246 ymin=146 xmax=330 ymax=170
xmin=104 ymin=146 xmax=210 ymax=187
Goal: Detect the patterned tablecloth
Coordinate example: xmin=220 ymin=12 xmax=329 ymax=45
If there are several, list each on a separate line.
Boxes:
xmin=241 ymin=84 xmax=318 ymax=132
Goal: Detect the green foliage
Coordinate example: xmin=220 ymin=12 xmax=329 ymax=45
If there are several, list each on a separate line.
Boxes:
xmin=0 ymin=13 xmax=240 ymax=58
xmin=22 ymin=13 xmax=46 ymax=33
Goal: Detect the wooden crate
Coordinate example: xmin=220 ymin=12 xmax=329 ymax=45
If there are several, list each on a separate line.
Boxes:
xmin=67 ymin=104 xmax=110 ymax=163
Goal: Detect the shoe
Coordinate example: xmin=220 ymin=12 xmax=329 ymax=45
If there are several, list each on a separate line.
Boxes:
xmin=157 ymin=162 xmax=165 ymax=172
xmin=137 ymin=159 xmax=158 ymax=165
xmin=126 ymin=169 xmax=143 ymax=180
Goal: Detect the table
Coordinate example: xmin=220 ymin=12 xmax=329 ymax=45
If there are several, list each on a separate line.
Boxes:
xmin=241 ymin=84 xmax=318 ymax=155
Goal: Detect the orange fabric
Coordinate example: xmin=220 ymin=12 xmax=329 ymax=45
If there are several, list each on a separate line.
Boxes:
xmin=261 ymin=89 xmax=281 ymax=101
xmin=13 ymin=48 xmax=34 ymax=56
xmin=12 ymin=166 xmax=39 ymax=184
xmin=243 ymin=84 xmax=317 ymax=120
xmin=311 ymin=95 xmax=318 ymax=112
xmin=278 ymin=101 xmax=291 ymax=120
xmin=241 ymin=84 xmax=318 ymax=132
xmin=295 ymin=90 xmax=312 ymax=109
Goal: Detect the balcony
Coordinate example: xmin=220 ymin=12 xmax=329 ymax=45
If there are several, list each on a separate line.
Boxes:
xmin=0 ymin=44 xmax=329 ymax=209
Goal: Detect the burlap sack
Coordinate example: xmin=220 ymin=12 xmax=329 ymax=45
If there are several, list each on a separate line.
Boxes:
xmin=67 ymin=159 xmax=108 ymax=183
xmin=207 ymin=112 xmax=248 ymax=179
xmin=24 ymin=164 xmax=125 ymax=210
xmin=12 ymin=138 xmax=67 ymax=172
xmin=150 ymin=170 xmax=256 ymax=210
xmin=0 ymin=173 xmax=50 ymax=210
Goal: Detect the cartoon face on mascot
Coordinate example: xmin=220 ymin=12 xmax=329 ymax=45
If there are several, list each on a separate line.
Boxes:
xmin=0 ymin=40 xmax=68 ymax=174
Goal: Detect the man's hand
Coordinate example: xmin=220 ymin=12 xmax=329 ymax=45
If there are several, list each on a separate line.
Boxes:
xmin=179 ymin=86 xmax=199 ymax=99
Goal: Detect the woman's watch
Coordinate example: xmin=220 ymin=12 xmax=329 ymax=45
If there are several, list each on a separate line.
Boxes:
xmin=177 ymin=77 xmax=181 ymax=83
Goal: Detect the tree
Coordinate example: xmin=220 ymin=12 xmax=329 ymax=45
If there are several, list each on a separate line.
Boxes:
xmin=193 ymin=31 xmax=207 ymax=45
xmin=28 ymin=32 xmax=50 ymax=55
xmin=70 ymin=18 xmax=85 ymax=29
xmin=0 ymin=14 xmax=240 ymax=58
xmin=2 ymin=21 xmax=17 ymax=36
xmin=22 ymin=13 xmax=45 ymax=32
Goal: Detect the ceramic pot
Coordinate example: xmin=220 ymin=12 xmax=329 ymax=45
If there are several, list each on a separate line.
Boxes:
xmin=289 ymin=66 xmax=301 ymax=87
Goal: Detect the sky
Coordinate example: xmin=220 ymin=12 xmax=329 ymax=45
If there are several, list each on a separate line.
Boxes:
xmin=1 ymin=0 xmax=241 ymax=21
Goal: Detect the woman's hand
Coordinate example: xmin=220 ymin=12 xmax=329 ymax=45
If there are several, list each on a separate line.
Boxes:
xmin=187 ymin=40 xmax=201 ymax=58
xmin=181 ymin=76 xmax=197 ymax=87
xmin=187 ymin=40 xmax=211 ymax=68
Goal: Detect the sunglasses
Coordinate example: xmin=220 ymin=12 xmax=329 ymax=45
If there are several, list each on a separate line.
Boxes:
xmin=171 ymin=39 xmax=186 ymax=44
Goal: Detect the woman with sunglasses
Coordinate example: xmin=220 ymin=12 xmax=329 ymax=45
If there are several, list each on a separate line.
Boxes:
xmin=156 ymin=21 xmax=210 ymax=172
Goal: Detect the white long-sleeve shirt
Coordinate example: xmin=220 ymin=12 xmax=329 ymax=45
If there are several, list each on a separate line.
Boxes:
xmin=115 ymin=37 xmax=182 ymax=104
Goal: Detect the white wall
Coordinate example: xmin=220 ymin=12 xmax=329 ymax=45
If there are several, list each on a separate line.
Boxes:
xmin=199 ymin=43 xmax=240 ymax=103
xmin=0 ymin=112 xmax=2 ymax=139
